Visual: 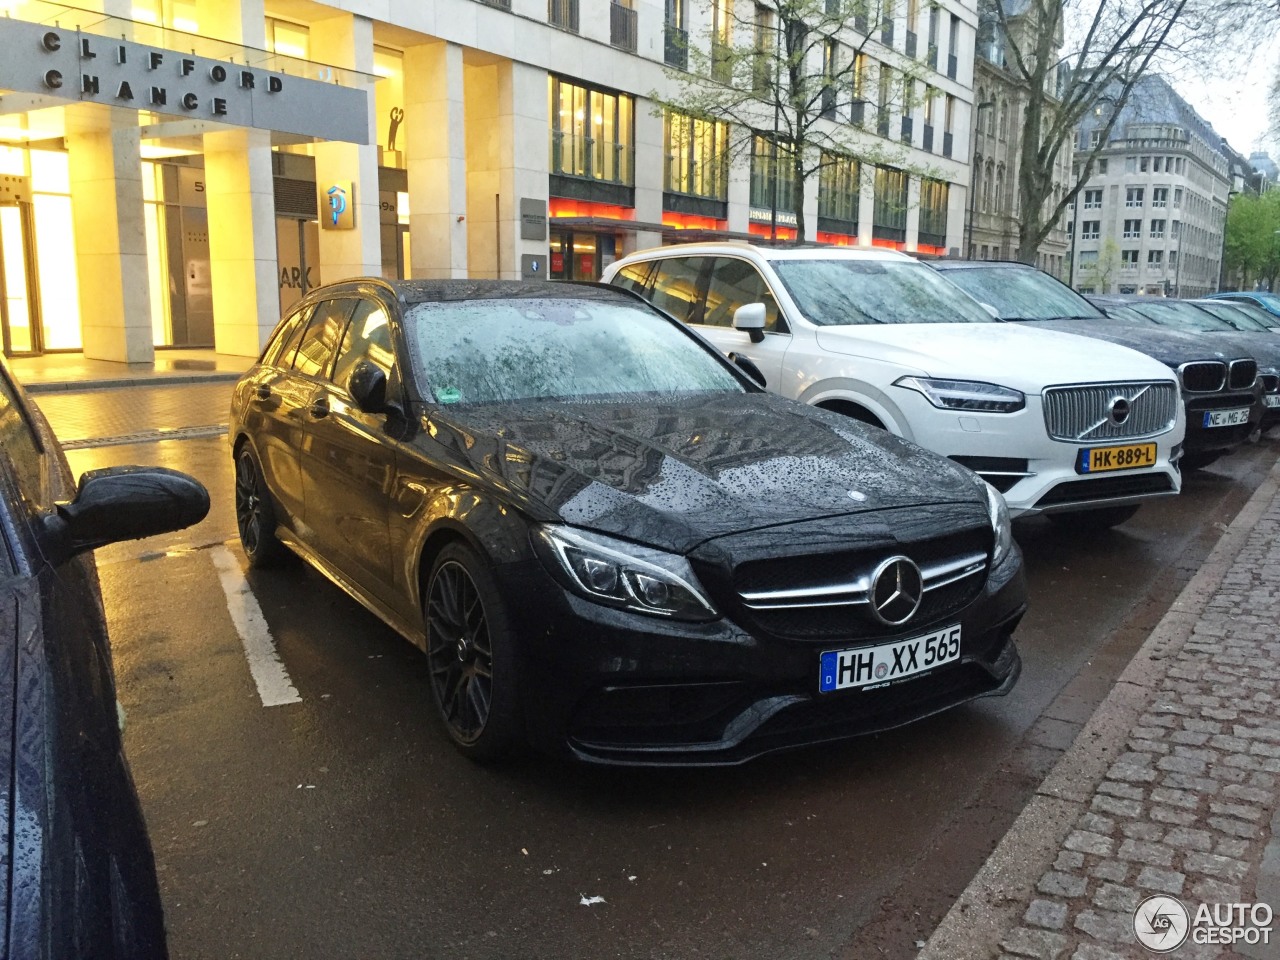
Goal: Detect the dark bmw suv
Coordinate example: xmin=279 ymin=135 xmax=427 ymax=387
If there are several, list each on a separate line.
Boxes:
xmin=230 ymin=279 xmax=1027 ymax=766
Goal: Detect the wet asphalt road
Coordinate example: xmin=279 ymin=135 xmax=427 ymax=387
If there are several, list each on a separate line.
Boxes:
xmin=57 ymin=420 xmax=1280 ymax=960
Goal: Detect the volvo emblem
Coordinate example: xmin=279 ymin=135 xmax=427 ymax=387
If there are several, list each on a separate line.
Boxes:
xmin=1108 ymin=395 xmax=1132 ymax=426
xmin=869 ymin=556 xmax=924 ymax=627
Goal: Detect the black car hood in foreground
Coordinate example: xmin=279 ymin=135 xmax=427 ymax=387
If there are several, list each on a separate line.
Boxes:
xmin=417 ymin=392 xmax=984 ymax=554
xmin=1018 ymin=318 xmax=1243 ymax=365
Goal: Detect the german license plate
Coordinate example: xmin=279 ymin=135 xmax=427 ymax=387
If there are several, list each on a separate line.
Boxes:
xmin=819 ymin=625 xmax=961 ymax=693
xmin=1203 ymin=407 xmax=1252 ymax=428
xmin=1265 ymin=396 xmax=1280 ymax=409
xmin=1076 ymin=442 xmax=1158 ymax=474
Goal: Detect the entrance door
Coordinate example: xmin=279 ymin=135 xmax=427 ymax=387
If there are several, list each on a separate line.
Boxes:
xmin=0 ymin=202 xmax=41 ymax=356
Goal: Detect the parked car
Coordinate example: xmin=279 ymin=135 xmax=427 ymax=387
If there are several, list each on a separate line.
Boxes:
xmin=0 ymin=360 xmax=209 ymax=959
xmin=1204 ymin=291 xmax=1280 ymax=324
xmin=229 ymin=279 xmax=1027 ymax=766
xmin=603 ymin=243 xmax=1184 ymax=529
xmin=1193 ymin=298 xmax=1280 ymax=335
xmin=1089 ymin=295 xmax=1279 ymax=434
xmin=930 ymin=261 xmax=1266 ymax=468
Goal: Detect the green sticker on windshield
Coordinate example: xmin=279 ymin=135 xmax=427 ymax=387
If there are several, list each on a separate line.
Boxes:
xmin=436 ymin=387 xmax=462 ymax=404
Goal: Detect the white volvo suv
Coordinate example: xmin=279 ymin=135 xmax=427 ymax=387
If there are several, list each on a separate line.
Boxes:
xmin=603 ymin=243 xmax=1186 ymax=527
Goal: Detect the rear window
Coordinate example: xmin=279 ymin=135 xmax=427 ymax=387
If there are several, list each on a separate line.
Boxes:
xmin=772 ymin=259 xmax=994 ymax=325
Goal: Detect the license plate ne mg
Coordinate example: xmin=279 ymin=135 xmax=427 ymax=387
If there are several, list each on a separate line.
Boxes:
xmin=819 ymin=625 xmax=962 ymax=693
xmin=1076 ymin=442 xmax=1158 ymax=475
xmin=1202 ymin=407 xmax=1251 ymax=428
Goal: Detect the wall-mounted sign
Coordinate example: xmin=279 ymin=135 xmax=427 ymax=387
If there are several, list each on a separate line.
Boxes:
xmin=520 ymin=254 xmax=544 ymax=279
xmin=520 ymin=197 xmax=548 ymax=241
xmin=321 ymin=182 xmax=355 ymax=230
xmin=748 ymin=208 xmax=799 ymax=227
xmin=0 ymin=18 xmax=369 ymax=144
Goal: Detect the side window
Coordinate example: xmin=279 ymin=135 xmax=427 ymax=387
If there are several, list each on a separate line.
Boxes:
xmin=648 ymin=258 xmax=707 ymax=324
xmin=293 ymin=299 xmax=355 ymax=378
xmin=703 ymin=258 xmax=785 ymax=332
xmin=332 ymin=299 xmax=396 ymax=391
xmin=262 ymin=303 xmax=314 ymax=368
xmin=611 ymin=261 xmax=653 ymax=295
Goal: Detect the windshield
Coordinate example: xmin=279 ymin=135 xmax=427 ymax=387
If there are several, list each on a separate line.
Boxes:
xmin=1126 ymin=300 xmax=1238 ymax=334
xmin=771 ymin=258 xmax=995 ymax=325
xmin=1193 ymin=301 xmax=1273 ymax=333
xmin=936 ymin=266 xmax=1105 ymax=321
xmin=404 ymin=297 xmax=746 ymax=405
xmin=1094 ymin=302 xmax=1157 ymax=324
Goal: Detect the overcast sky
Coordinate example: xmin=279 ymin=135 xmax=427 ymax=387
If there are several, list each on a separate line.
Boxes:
xmin=1177 ymin=43 xmax=1280 ymax=161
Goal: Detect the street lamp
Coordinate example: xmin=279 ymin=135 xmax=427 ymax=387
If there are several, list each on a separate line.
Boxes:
xmin=965 ymin=101 xmax=995 ymax=259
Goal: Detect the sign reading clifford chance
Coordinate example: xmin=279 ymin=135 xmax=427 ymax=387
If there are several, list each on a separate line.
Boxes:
xmin=0 ymin=18 xmax=368 ymax=144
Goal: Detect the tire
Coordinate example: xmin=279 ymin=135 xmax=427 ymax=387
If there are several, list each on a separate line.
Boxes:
xmin=424 ymin=543 xmax=520 ymax=760
xmin=1047 ymin=504 xmax=1140 ymax=530
xmin=1179 ymin=451 xmax=1222 ymax=471
xmin=234 ymin=446 xmax=287 ymax=568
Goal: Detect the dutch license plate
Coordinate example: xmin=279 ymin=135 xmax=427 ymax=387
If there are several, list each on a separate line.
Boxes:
xmin=1265 ymin=396 xmax=1280 ymax=409
xmin=1076 ymin=442 xmax=1158 ymax=474
xmin=819 ymin=625 xmax=961 ymax=693
xmin=1203 ymin=407 xmax=1252 ymax=428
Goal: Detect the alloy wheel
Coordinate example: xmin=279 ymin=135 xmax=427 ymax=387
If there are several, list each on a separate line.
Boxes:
xmin=426 ymin=560 xmax=494 ymax=744
xmin=234 ymin=452 xmax=266 ymax=555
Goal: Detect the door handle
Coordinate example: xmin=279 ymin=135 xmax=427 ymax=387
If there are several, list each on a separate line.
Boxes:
xmin=254 ymin=384 xmax=272 ymax=401
xmin=308 ymin=399 xmax=330 ymax=419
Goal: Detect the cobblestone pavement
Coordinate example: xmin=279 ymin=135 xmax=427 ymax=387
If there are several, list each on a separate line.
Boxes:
xmin=31 ymin=382 xmax=234 ymax=445
xmin=996 ymin=491 xmax=1280 ymax=959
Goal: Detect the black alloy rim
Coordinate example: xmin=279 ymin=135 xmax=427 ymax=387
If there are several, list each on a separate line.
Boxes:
xmin=234 ymin=452 xmax=266 ymax=555
xmin=426 ymin=561 xmax=493 ymax=743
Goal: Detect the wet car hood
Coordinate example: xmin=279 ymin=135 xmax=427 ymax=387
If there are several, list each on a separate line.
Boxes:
xmin=812 ymin=322 xmax=1173 ymax=391
xmin=414 ymin=392 xmax=986 ymax=554
xmin=1018 ymin=318 xmax=1242 ymax=366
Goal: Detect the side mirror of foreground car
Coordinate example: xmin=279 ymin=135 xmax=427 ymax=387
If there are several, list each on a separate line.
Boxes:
xmin=41 ymin=465 xmax=210 ymax=565
xmin=349 ymin=359 xmax=390 ymax=414
xmin=733 ymin=302 xmax=767 ymax=344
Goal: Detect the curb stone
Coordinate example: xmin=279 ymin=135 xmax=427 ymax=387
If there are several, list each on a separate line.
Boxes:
xmin=918 ymin=458 xmax=1280 ymax=960
xmin=23 ymin=372 xmax=243 ymax=394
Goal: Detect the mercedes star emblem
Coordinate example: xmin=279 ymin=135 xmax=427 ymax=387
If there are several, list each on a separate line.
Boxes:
xmin=869 ymin=556 xmax=924 ymax=627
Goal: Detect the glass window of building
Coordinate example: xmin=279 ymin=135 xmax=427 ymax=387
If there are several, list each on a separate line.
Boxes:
xmin=873 ymin=165 xmax=908 ymax=241
xmin=549 ymin=76 xmax=634 ymax=185
xmin=918 ymin=178 xmax=948 ymax=244
xmin=132 ymin=0 xmax=198 ymax=31
xmin=749 ymin=135 xmax=796 ymax=212
xmin=1123 ymin=218 xmax=1142 ymax=239
xmin=664 ymin=111 xmax=728 ymax=200
xmin=374 ymin=46 xmax=406 ymax=169
xmin=1126 ymin=187 xmax=1144 ymax=207
xmin=818 ymin=153 xmax=860 ymax=226
xmin=265 ymin=17 xmax=310 ymax=58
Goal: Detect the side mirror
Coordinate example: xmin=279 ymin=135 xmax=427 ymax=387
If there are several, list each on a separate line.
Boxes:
xmin=733 ymin=302 xmax=767 ymax=343
xmin=728 ymin=352 xmax=767 ymax=389
xmin=348 ymin=360 xmax=389 ymax=413
xmin=42 ymin=466 xmax=210 ymax=565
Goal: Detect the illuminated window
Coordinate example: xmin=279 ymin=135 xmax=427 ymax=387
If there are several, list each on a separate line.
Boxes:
xmin=749 ymin=135 xmax=795 ymax=212
xmin=664 ymin=110 xmax=728 ymax=200
xmin=266 ymin=17 xmax=310 ymax=59
xmin=818 ymin=153 xmax=859 ymax=225
xmin=548 ymin=76 xmax=634 ymax=185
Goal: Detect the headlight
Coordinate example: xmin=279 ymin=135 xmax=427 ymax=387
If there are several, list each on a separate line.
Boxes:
xmin=535 ymin=525 xmax=717 ymax=622
xmin=974 ymin=475 xmax=1013 ymax=566
xmin=895 ymin=377 xmax=1026 ymax=413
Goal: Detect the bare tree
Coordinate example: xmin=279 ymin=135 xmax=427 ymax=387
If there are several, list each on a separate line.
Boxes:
xmin=986 ymin=0 xmax=1279 ymax=264
xmin=653 ymin=0 xmax=942 ymax=243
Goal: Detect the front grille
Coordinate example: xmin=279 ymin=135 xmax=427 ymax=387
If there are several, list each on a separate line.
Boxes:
xmin=1179 ymin=361 xmax=1227 ymax=393
xmin=1042 ymin=381 xmax=1179 ymax=442
xmin=732 ymin=530 xmax=989 ymax=641
xmin=1035 ymin=473 xmax=1176 ymax=507
xmin=1261 ymin=374 xmax=1280 ymax=394
xmin=1230 ymin=359 xmax=1259 ymax=390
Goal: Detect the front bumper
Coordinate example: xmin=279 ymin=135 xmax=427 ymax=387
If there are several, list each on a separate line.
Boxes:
xmin=493 ymin=544 xmax=1026 ymax=766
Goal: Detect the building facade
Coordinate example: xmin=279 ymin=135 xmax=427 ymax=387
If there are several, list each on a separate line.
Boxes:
xmin=968 ymin=0 xmax=1070 ymax=275
xmin=0 ymin=0 xmax=981 ymax=363
xmin=1069 ymin=75 xmax=1231 ymax=298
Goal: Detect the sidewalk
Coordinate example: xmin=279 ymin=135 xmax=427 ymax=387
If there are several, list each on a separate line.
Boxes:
xmin=921 ymin=458 xmax=1280 ymax=960
xmin=10 ymin=348 xmax=248 ymax=393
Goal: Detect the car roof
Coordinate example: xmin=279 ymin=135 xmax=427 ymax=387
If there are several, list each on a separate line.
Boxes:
xmin=306 ymin=278 xmax=636 ymax=306
xmin=929 ymin=259 xmax=1030 ymax=271
xmin=620 ymin=241 xmax=912 ymax=264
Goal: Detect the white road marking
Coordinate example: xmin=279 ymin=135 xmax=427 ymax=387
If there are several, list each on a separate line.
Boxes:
xmin=211 ymin=544 xmax=302 ymax=707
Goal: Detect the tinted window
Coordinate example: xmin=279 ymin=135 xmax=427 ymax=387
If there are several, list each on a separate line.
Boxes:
xmin=772 ymin=258 xmax=993 ymax=325
xmin=936 ymin=266 xmax=1105 ymax=321
xmin=293 ymin=299 xmax=354 ymax=378
xmin=332 ymin=299 xmax=396 ymax=390
xmin=611 ymin=261 xmax=653 ymax=295
xmin=703 ymin=258 xmax=784 ymax=332
xmin=648 ymin=258 xmax=707 ymax=323
xmin=263 ymin=304 xmax=314 ymax=367
xmin=404 ymin=297 xmax=744 ymax=405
